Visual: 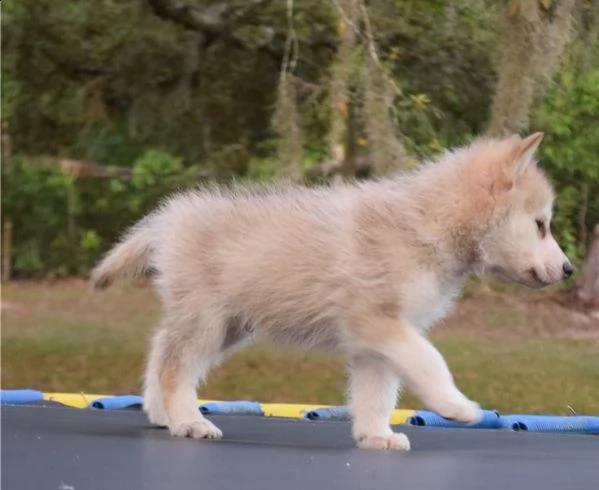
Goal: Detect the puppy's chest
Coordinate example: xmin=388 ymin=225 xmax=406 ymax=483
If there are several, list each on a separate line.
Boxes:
xmin=399 ymin=274 xmax=463 ymax=331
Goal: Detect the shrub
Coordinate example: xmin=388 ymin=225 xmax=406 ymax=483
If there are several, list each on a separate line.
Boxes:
xmin=534 ymin=68 xmax=599 ymax=263
xmin=1 ymin=149 xmax=189 ymax=278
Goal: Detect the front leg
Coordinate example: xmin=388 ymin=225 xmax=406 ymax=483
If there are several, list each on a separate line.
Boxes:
xmin=348 ymin=354 xmax=410 ymax=451
xmin=381 ymin=324 xmax=482 ymax=424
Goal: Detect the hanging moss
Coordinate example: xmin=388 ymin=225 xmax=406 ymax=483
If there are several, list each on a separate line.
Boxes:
xmin=360 ymin=55 xmax=411 ymax=175
xmin=326 ymin=0 xmax=360 ymax=170
xmin=272 ymin=73 xmax=304 ymax=180
xmin=325 ymin=0 xmax=411 ymax=177
xmin=488 ymin=0 xmax=575 ymax=136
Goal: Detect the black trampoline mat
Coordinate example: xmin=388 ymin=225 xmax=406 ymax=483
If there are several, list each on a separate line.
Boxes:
xmin=2 ymin=405 xmax=598 ymax=490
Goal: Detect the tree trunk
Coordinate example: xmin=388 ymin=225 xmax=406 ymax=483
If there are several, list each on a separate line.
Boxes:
xmin=577 ymin=223 xmax=599 ymax=306
xmin=487 ymin=0 xmax=575 ymax=136
xmin=1 ymin=122 xmax=13 ymax=283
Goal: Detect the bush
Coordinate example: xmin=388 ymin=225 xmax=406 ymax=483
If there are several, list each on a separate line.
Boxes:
xmin=1 ymin=149 xmax=190 ymax=278
xmin=534 ymin=68 xmax=599 ymax=263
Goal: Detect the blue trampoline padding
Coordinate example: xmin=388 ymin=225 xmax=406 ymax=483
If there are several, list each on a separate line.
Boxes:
xmin=502 ymin=415 xmax=599 ymax=433
xmin=90 ymin=396 xmax=143 ymax=410
xmin=199 ymin=401 xmax=264 ymax=416
xmin=305 ymin=406 xmax=350 ymax=421
xmin=408 ymin=410 xmax=502 ymax=429
xmin=0 ymin=390 xmax=44 ymax=405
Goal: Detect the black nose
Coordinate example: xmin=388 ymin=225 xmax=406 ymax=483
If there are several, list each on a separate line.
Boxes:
xmin=563 ymin=261 xmax=574 ymax=278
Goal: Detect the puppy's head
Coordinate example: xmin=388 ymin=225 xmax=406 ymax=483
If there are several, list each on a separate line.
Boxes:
xmin=475 ymin=132 xmax=573 ymax=288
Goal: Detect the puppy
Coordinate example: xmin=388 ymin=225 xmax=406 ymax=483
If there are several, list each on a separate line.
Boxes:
xmin=91 ymin=133 xmax=571 ymax=450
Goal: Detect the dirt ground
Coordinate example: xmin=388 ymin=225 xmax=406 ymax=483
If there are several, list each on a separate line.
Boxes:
xmin=439 ymin=289 xmax=599 ymax=342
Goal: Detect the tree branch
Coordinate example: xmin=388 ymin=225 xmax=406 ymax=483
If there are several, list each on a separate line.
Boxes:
xmin=146 ymin=0 xmax=337 ymax=67
xmin=147 ymin=0 xmax=272 ymax=35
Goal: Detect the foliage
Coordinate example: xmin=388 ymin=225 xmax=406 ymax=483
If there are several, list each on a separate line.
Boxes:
xmin=1 ymin=0 xmax=598 ymax=276
xmin=1 ymin=151 xmax=188 ymax=278
xmin=1 ymin=0 xmax=499 ymax=167
xmin=533 ymin=67 xmax=599 ymax=262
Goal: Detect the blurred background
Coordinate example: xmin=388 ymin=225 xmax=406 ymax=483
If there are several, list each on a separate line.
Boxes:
xmin=1 ymin=0 xmax=598 ymax=414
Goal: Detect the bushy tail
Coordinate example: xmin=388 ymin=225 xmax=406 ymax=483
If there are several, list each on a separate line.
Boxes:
xmin=90 ymin=218 xmax=155 ymax=291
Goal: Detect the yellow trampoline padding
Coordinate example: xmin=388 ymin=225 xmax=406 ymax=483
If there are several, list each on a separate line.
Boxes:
xmin=257 ymin=403 xmax=414 ymax=423
xmin=44 ymin=393 xmax=106 ymax=408
xmin=42 ymin=392 xmax=414 ymax=423
xmin=44 ymin=393 xmax=219 ymax=409
xmin=261 ymin=403 xmax=326 ymax=418
xmin=390 ymin=409 xmax=415 ymax=425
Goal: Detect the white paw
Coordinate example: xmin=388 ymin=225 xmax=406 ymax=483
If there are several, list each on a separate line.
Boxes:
xmin=434 ymin=393 xmax=482 ymax=424
xmin=170 ymin=419 xmax=223 ymax=439
xmin=143 ymin=397 xmax=169 ymax=427
xmin=146 ymin=410 xmax=169 ymax=427
xmin=357 ymin=432 xmax=411 ymax=451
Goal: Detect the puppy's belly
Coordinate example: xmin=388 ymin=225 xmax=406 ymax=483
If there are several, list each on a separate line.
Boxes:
xmin=253 ymin=316 xmax=344 ymax=352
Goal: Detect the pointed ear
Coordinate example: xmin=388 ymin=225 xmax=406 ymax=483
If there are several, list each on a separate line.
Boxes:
xmin=510 ymin=132 xmax=544 ymax=178
xmin=506 ymin=133 xmax=522 ymax=146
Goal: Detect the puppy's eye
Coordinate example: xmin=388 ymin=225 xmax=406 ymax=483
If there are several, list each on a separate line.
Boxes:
xmin=536 ymin=220 xmax=546 ymax=236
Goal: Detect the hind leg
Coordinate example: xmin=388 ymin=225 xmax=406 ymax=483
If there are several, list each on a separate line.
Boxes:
xmin=143 ymin=328 xmax=170 ymax=427
xmin=143 ymin=315 xmax=228 ymax=439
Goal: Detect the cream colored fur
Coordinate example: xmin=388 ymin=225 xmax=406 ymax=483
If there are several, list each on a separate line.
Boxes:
xmin=90 ymin=133 xmax=571 ymax=451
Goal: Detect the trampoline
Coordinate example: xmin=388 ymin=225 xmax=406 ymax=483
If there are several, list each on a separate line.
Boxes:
xmin=2 ymin=393 xmax=599 ymax=490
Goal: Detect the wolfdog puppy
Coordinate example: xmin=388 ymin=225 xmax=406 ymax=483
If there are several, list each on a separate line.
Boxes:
xmin=91 ymin=132 xmax=572 ymax=451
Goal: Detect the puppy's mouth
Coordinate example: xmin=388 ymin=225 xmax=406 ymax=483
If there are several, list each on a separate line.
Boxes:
xmin=526 ymin=268 xmax=551 ymax=288
xmin=483 ymin=264 xmax=553 ymax=289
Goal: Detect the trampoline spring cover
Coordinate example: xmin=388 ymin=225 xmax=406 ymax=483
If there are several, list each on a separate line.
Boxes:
xmin=2 ymin=389 xmax=598 ymax=434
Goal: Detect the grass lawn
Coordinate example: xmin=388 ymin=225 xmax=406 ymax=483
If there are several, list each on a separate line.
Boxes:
xmin=2 ymin=279 xmax=598 ymax=415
